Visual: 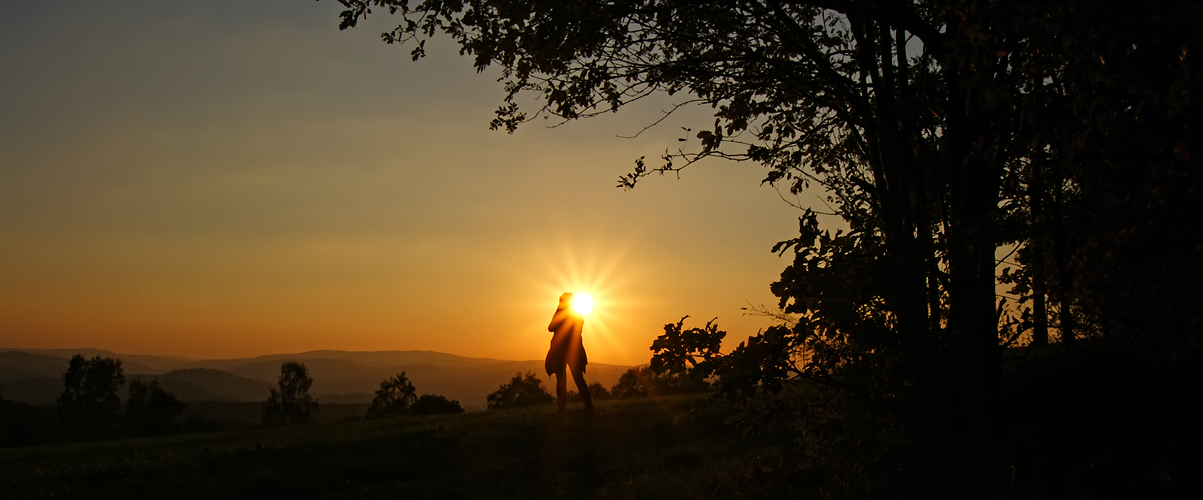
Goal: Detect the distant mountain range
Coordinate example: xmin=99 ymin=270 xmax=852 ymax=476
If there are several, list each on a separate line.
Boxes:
xmin=0 ymin=348 xmax=632 ymax=410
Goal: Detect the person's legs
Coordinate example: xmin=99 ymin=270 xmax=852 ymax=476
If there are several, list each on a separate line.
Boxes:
xmin=570 ymin=368 xmax=593 ymax=410
xmin=555 ymin=367 xmax=568 ymax=412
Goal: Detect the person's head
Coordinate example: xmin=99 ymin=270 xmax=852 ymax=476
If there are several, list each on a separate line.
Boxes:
xmin=558 ymin=292 xmax=574 ymax=306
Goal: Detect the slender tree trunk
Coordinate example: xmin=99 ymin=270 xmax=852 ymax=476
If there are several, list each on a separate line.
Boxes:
xmin=1030 ymin=161 xmax=1050 ymax=345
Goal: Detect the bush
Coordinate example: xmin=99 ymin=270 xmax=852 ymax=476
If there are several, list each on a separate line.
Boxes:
xmin=125 ymin=377 xmax=185 ymax=436
xmin=568 ymin=382 xmax=612 ymax=403
xmin=612 ymin=366 xmax=709 ymax=399
xmin=612 ymin=367 xmax=649 ymax=399
xmin=486 ymin=371 xmax=554 ymax=410
xmin=410 ymin=394 xmax=464 ymax=415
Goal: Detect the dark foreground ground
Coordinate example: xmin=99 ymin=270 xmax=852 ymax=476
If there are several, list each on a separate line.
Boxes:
xmin=0 ymin=396 xmax=757 ymax=499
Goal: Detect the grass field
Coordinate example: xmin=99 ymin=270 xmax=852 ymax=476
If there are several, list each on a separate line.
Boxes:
xmin=0 ymin=395 xmax=765 ymax=499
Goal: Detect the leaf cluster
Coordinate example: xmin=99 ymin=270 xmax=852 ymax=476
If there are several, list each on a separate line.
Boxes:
xmin=263 ymin=362 xmax=320 ymax=425
xmin=485 ymin=371 xmax=554 ymax=410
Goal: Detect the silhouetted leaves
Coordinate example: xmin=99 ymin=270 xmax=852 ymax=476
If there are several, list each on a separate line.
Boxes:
xmin=486 ymin=371 xmax=553 ymax=410
xmin=611 ymin=367 xmax=648 ymax=400
xmin=612 ymin=366 xmax=710 ymax=399
xmin=336 ymin=0 xmax=1203 ymax=496
xmin=57 ymin=355 xmax=124 ymax=440
xmin=650 ymin=316 xmax=725 ymax=382
xmin=410 ymin=394 xmax=464 ymax=415
xmin=367 ymin=372 xmax=417 ymax=418
xmin=125 ymin=377 xmax=185 ymax=436
xmin=262 ymin=362 xmax=319 ymax=425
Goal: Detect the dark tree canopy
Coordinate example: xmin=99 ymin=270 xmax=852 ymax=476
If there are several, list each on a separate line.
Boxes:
xmin=367 ymin=372 xmax=418 ymax=418
xmin=262 ymin=362 xmax=320 ymax=425
xmin=650 ymin=316 xmax=725 ymax=379
xmin=333 ymin=0 xmax=1202 ymax=496
xmin=125 ymin=377 xmax=186 ymax=436
xmin=486 ymin=371 xmax=554 ymax=410
xmin=331 ymin=0 xmax=1197 ymax=389
xmin=410 ymin=393 xmax=465 ymax=415
xmin=57 ymin=355 xmax=125 ymax=439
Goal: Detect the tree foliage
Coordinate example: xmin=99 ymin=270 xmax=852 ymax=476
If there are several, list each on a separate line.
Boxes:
xmin=334 ymin=0 xmax=1203 ymax=495
xmin=410 ymin=394 xmax=465 ymax=415
xmin=125 ymin=377 xmax=186 ymax=436
xmin=486 ymin=371 xmax=554 ymax=410
xmin=611 ymin=365 xmax=711 ymax=399
xmin=262 ymin=362 xmax=319 ymax=425
xmin=57 ymin=355 xmax=125 ymax=439
xmin=367 ymin=372 xmax=418 ymax=418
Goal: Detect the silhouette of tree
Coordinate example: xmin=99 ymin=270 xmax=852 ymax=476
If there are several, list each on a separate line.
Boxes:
xmin=586 ymin=382 xmax=612 ymax=402
xmin=486 ymin=371 xmax=554 ymax=410
xmin=125 ymin=378 xmax=185 ymax=436
xmin=335 ymin=1 xmax=1203 ymax=495
xmin=410 ymin=394 xmax=465 ymax=415
xmin=262 ymin=362 xmax=319 ymax=425
xmin=57 ymin=355 xmax=124 ymax=439
xmin=367 ymin=372 xmax=417 ymax=418
xmin=611 ymin=367 xmax=648 ymax=400
xmin=650 ymin=316 xmax=725 ymax=384
xmin=612 ymin=364 xmax=710 ymax=399
xmin=568 ymin=382 xmax=614 ymax=403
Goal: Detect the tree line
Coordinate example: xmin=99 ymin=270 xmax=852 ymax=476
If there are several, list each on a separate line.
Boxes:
xmin=0 ymin=356 xmax=469 ymax=446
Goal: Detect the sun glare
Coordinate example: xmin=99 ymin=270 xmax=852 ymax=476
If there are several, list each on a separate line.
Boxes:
xmin=571 ymin=293 xmax=595 ymax=315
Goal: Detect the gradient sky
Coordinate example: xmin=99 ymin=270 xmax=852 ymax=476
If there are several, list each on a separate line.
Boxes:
xmin=0 ymin=0 xmax=813 ymax=365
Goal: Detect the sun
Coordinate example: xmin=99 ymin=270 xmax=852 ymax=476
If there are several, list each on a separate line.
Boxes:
xmin=571 ymin=293 xmax=595 ymax=315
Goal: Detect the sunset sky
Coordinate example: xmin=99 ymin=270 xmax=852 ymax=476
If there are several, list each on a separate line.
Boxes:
xmin=0 ymin=0 xmax=809 ymax=364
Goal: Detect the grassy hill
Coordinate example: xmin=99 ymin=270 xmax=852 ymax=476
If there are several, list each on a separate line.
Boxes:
xmin=0 ymin=395 xmax=761 ymax=499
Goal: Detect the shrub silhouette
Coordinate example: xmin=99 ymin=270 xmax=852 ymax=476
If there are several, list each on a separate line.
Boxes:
xmin=587 ymin=381 xmax=613 ymax=401
xmin=611 ymin=367 xmax=649 ymax=399
xmin=486 ymin=371 xmax=554 ymax=410
xmin=367 ymin=372 xmax=417 ymax=418
xmin=262 ymin=362 xmax=319 ymax=425
xmin=57 ymin=355 xmax=125 ymax=439
xmin=410 ymin=394 xmax=465 ymax=415
xmin=612 ymin=366 xmax=708 ymax=399
xmin=125 ymin=377 xmax=185 ymax=436
xmin=569 ymin=382 xmax=612 ymax=403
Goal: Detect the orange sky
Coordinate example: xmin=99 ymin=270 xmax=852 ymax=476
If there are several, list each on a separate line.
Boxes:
xmin=0 ymin=0 xmax=810 ymax=365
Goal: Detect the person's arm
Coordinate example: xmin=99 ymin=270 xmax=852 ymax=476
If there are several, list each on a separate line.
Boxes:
xmin=548 ymin=307 xmax=568 ymax=332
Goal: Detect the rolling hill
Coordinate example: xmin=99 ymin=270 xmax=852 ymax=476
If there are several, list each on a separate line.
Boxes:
xmin=0 ymin=348 xmax=633 ymax=411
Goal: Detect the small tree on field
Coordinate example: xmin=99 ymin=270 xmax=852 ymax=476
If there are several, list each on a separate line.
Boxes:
xmin=486 ymin=371 xmax=553 ymax=410
xmin=125 ymin=377 xmax=185 ymax=436
xmin=57 ymin=355 xmax=125 ymax=439
xmin=569 ymin=382 xmax=613 ymax=403
xmin=587 ymin=382 xmax=612 ymax=401
xmin=262 ymin=362 xmax=319 ymax=425
xmin=410 ymin=394 xmax=465 ymax=415
xmin=367 ymin=372 xmax=417 ymax=418
xmin=612 ymin=365 xmax=709 ymax=399
xmin=611 ymin=367 xmax=649 ymax=399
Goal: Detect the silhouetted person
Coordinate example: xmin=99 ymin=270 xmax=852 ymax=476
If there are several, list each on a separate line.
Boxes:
xmin=545 ymin=292 xmax=593 ymax=412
